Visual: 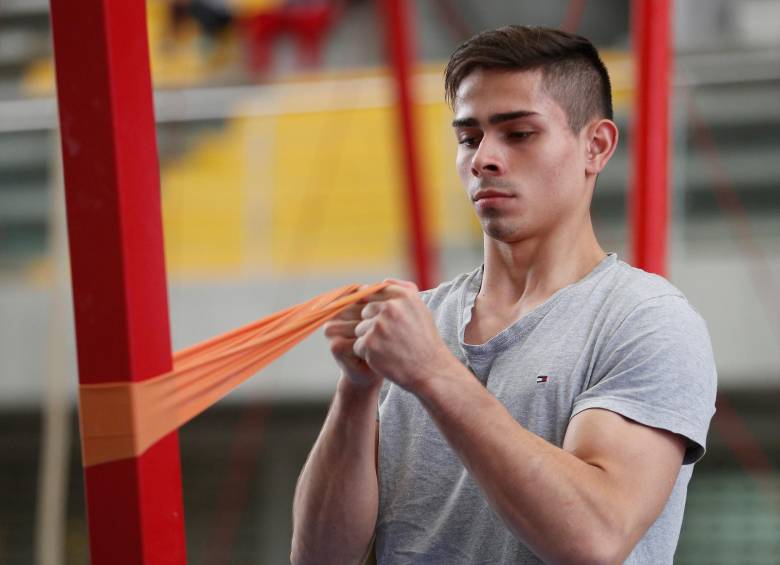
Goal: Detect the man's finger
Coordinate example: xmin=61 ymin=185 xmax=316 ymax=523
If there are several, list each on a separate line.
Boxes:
xmin=383 ymin=278 xmax=419 ymax=292
xmin=353 ymin=334 xmax=371 ymax=360
xmin=333 ymin=303 xmax=364 ymax=321
xmin=324 ymin=319 xmax=359 ymax=338
xmin=359 ymin=284 xmax=413 ymax=303
xmin=361 ymin=302 xmax=383 ymax=319
xmin=354 ymin=317 xmax=375 ymax=339
xmin=328 ymin=335 xmax=355 ymax=355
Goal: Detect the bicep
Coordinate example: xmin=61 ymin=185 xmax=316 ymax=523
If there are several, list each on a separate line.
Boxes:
xmin=563 ymin=408 xmax=686 ymax=535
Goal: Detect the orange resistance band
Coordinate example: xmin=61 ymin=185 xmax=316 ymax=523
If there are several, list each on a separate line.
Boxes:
xmin=78 ymin=282 xmax=387 ymax=468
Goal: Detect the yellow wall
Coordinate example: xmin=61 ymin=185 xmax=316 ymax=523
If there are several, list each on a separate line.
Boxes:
xmin=159 ymin=73 xmax=470 ymax=278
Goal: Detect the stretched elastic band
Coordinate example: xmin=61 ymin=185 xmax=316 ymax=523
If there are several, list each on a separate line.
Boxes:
xmin=79 ymin=282 xmax=387 ymax=467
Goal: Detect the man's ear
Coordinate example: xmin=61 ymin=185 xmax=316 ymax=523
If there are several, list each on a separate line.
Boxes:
xmin=583 ymin=118 xmax=619 ymax=176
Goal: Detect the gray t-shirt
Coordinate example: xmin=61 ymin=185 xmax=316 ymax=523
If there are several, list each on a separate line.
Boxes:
xmin=377 ymin=253 xmax=717 ymax=564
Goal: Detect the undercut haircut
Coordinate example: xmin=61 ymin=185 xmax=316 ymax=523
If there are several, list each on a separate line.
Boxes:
xmin=444 ymin=26 xmax=613 ymax=133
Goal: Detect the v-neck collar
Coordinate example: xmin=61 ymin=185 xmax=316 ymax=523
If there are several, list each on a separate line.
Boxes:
xmin=458 ymin=253 xmax=617 ymax=356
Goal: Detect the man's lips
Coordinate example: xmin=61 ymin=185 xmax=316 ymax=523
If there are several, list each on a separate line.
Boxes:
xmin=472 ymin=189 xmax=515 ymax=202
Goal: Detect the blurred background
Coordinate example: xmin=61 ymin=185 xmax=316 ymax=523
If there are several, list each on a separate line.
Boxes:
xmin=0 ymin=0 xmax=778 ymax=563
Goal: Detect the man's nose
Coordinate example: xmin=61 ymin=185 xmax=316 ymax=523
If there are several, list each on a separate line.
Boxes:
xmin=471 ymin=137 xmax=505 ymax=177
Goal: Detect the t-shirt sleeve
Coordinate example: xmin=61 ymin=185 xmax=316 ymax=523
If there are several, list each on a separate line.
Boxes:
xmin=571 ymin=295 xmax=717 ymax=464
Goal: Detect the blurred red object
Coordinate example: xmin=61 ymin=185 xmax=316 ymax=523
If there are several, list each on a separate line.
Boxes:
xmin=241 ymin=1 xmax=343 ymax=73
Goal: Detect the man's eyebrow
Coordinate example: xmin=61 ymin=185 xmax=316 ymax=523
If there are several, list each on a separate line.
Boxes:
xmin=451 ymin=117 xmax=479 ymax=128
xmin=489 ymin=110 xmax=540 ymax=124
xmin=451 ymin=110 xmax=540 ymax=128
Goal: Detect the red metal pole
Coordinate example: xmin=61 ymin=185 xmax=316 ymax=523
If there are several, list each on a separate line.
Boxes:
xmin=50 ymin=1 xmax=187 ymax=563
xmin=380 ymin=0 xmax=436 ymax=290
xmin=629 ymin=0 xmax=672 ymax=276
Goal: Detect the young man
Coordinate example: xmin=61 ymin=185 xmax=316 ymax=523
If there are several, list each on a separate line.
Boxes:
xmin=291 ymin=26 xmax=716 ymax=564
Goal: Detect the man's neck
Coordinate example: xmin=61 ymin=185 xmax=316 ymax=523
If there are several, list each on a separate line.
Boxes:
xmin=464 ymin=217 xmax=605 ymax=345
xmin=480 ymin=217 xmax=606 ymax=312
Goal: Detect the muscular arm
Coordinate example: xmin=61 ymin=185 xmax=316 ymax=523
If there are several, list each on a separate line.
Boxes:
xmin=292 ymin=299 xmax=385 ymax=565
xmin=290 ymin=377 xmax=380 ymax=565
xmin=354 ymin=283 xmax=686 ymax=565
xmin=418 ymin=365 xmax=685 ymax=565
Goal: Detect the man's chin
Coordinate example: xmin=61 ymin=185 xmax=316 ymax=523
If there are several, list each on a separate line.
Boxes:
xmin=482 ymin=220 xmax=529 ymax=243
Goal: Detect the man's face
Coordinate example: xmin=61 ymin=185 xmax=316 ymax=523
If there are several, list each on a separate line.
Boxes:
xmin=452 ymin=69 xmax=591 ymax=243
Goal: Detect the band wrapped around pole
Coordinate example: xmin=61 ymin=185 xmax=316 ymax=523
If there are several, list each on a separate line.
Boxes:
xmin=49 ymin=0 xmax=187 ymax=562
xmin=78 ymin=283 xmax=387 ymax=468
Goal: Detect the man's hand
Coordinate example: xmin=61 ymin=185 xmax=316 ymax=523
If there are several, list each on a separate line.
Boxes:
xmin=294 ymin=289 xmax=385 ymax=565
xmin=323 ymin=299 xmax=383 ymax=390
xmin=352 ymin=279 xmax=458 ymax=392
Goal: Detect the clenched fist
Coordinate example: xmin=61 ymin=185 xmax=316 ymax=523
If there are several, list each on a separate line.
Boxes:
xmin=352 ymin=279 xmax=459 ymax=393
xmin=323 ymin=299 xmax=383 ymax=391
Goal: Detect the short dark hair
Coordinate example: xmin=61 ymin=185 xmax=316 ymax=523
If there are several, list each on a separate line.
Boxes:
xmin=444 ymin=26 xmax=613 ymax=132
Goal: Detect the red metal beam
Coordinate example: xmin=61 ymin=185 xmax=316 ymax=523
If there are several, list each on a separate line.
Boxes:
xmin=381 ymin=0 xmax=436 ymax=290
xmin=50 ymin=0 xmax=187 ymax=563
xmin=629 ymin=0 xmax=672 ymax=276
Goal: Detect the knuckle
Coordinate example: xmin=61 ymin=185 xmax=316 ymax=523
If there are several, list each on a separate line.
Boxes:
xmin=370 ymin=303 xmax=384 ymax=316
xmin=363 ymin=331 xmax=377 ymax=349
xmin=373 ymin=319 xmax=387 ymax=337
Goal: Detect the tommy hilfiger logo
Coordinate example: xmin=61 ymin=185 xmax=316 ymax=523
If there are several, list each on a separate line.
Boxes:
xmin=536 ymin=375 xmax=549 ymax=384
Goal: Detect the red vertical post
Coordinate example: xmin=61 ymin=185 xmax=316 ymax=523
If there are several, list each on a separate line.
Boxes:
xmin=629 ymin=0 xmax=672 ymax=276
xmin=50 ymin=1 xmax=187 ymax=563
xmin=381 ymin=0 xmax=436 ymax=290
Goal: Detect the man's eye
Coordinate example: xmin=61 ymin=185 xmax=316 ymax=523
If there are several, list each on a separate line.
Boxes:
xmin=458 ymin=137 xmax=479 ymax=148
xmin=508 ymin=131 xmax=533 ymax=140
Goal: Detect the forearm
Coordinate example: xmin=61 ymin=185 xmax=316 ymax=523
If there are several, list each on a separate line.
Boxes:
xmin=417 ymin=367 xmax=629 ymax=565
xmin=291 ymin=377 xmax=381 ymax=565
